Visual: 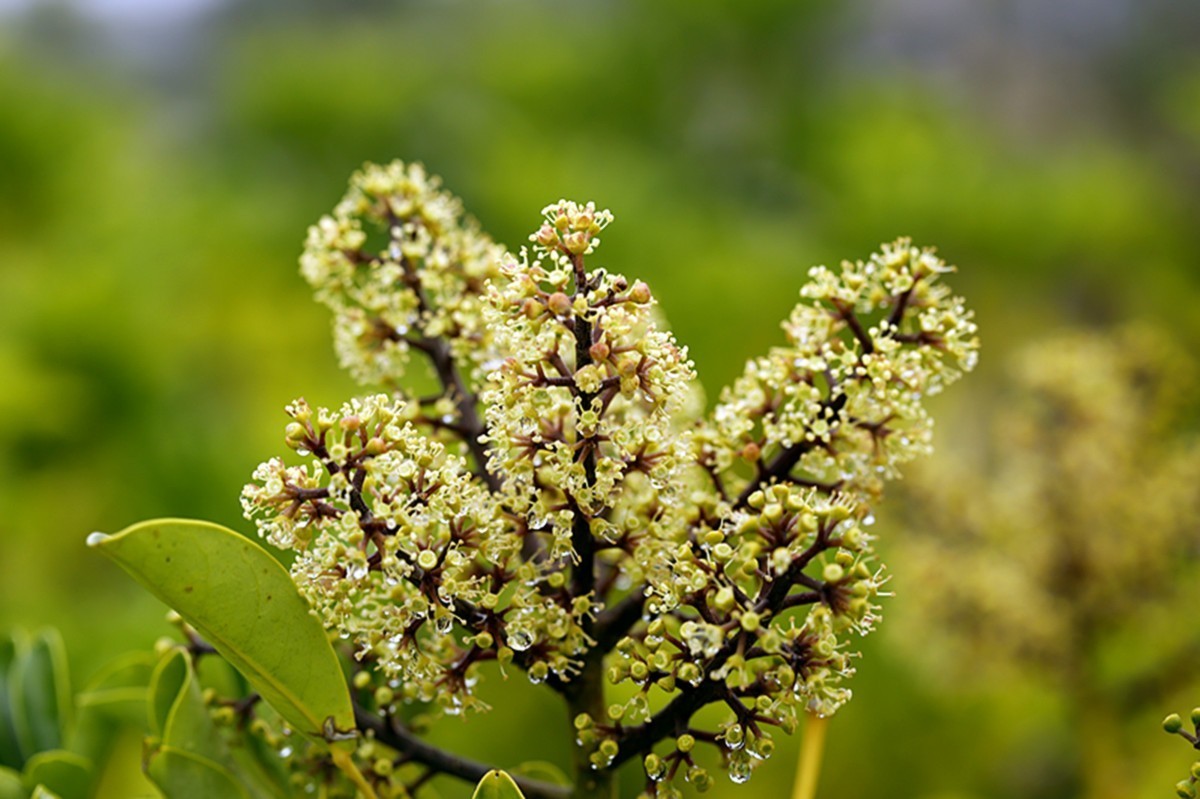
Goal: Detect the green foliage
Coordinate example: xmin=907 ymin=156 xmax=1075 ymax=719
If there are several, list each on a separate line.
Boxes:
xmin=144 ymin=648 xmax=282 ymax=799
xmin=87 ymin=520 xmax=355 ymax=741
xmin=20 ymin=754 xmax=89 ymax=799
xmin=0 ymin=628 xmax=151 ymax=799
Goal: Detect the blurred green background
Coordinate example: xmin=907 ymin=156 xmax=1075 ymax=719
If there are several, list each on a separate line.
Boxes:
xmin=2 ymin=0 xmax=1199 ymax=796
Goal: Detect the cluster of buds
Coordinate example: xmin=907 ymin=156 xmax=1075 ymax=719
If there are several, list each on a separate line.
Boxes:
xmin=241 ymin=160 xmax=978 ymax=795
xmin=1164 ymin=711 xmax=1200 ymax=798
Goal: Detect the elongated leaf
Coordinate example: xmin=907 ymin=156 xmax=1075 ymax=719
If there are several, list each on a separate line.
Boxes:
xmin=0 ymin=766 xmax=22 ymax=799
xmin=30 ymin=787 xmax=62 ymax=799
xmin=9 ymin=630 xmax=71 ymax=759
xmin=88 ymin=519 xmax=354 ymax=741
xmin=472 ymin=771 xmax=526 ymax=799
xmin=146 ymin=748 xmax=250 ymax=799
xmin=22 ymin=751 xmax=90 ymax=799
xmin=0 ymin=635 xmax=24 ymax=769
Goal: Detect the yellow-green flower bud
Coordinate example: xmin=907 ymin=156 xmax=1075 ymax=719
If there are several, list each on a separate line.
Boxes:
xmin=713 ymin=586 xmax=736 ymax=612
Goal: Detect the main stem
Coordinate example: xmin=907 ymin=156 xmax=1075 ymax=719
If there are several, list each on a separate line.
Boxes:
xmin=565 ymin=253 xmax=614 ymax=799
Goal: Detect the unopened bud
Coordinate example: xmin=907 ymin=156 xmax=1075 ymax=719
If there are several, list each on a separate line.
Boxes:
xmin=547 ymin=292 xmax=572 ymax=316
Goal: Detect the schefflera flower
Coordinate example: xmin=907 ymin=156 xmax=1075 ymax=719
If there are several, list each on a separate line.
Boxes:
xmin=300 ymin=160 xmax=508 ymax=459
xmin=601 ymin=241 xmax=978 ymax=788
xmin=240 ymin=394 xmax=519 ymax=714
xmin=240 ymin=160 xmax=979 ymax=797
xmin=481 ymin=200 xmax=697 ymax=563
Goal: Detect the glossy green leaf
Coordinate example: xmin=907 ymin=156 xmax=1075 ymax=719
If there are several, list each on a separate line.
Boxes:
xmin=472 ymin=771 xmax=527 ymax=799
xmin=22 ymin=751 xmax=90 ymax=799
xmin=9 ymin=630 xmax=71 ymax=759
xmin=146 ymin=748 xmax=250 ymax=799
xmin=88 ymin=519 xmax=354 ymax=741
xmin=0 ymin=635 xmax=24 ymax=769
xmin=0 ymin=766 xmax=23 ymax=799
xmin=30 ymin=786 xmax=62 ymax=799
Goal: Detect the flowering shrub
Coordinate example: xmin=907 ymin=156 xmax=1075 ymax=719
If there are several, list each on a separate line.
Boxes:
xmin=889 ymin=327 xmax=1200 ymax=797
xmin=97 ymin=160 xmax=978 ymax=799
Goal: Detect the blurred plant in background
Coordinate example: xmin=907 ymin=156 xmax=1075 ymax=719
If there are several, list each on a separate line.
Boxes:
xmin=888 ymin=327 xmax=1200 ymax=799
xmin=0 ymin=628 xmax=155 ymax=799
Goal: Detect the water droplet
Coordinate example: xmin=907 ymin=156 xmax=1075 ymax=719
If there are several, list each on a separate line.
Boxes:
xmin=508 ymin=630 xmax=534 ymax=651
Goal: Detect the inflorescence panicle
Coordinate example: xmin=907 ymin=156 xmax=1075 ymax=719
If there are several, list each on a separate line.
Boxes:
xmin=239 ymin=160 xmax=979 ymax=796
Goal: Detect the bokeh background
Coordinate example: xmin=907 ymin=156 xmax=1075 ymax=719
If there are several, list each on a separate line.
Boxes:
xmin=2 ymin=0 xmax=1199 ymax=796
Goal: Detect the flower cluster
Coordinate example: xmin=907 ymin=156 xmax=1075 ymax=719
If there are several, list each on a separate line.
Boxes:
xmin=299 ymin=161 xmax=507 ymax=464
xmin=482 ymin=200 xmax=697 ymax=561
xmin=891 ymin=327 xmax=1200 ymax=681
xmin=241 ymin=161 xmax=979 ymax=796
xmin=887 ymin=327 xmax=1200 ymax=797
